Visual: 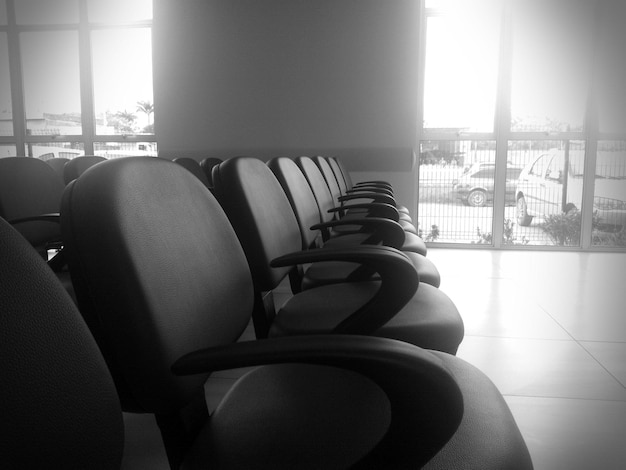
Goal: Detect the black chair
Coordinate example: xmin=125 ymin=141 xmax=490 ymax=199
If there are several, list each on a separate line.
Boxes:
xmin=200 ymin=156 xmax=223 ymax=189
xmin=0 ymin=157 xmax=64 ymax=258
xmin=46 ymin=157 xmax=71 ymax=181
xmin=213 ymin=157 xmax=464 ymax=354
xmin=60 ymin=157 xmax=465 ymax=468
xmin=173 ymin=157 xmax=212 ymax=189
xmin=56 ymin=157 xmax=532 ymax=469
xmin=63 ymin=155 xmax=106 ymax=184
xmin=296 ymin=155 xmax=428 ymax=256
xmin=313 ymin=155 xmax=416 ymax=228
xmin=268 ymin=156 xmax=441 ymax=288
xmin=0 ymin=215 xmax=465 ymax=470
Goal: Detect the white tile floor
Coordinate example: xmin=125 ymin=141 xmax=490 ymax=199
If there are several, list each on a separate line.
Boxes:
xmin=428 ymin=248 xmax=626 ymax=470
xmin=121 ymin=249 xmax=626 ymax=470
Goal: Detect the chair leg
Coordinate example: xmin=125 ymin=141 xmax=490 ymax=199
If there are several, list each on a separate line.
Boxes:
xmin=155 ymin=391 xmax=209 ymax=470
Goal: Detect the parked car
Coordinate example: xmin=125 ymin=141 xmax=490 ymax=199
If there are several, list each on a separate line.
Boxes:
xmin=515 ymin=149 xmax=626 ymax=230
xmin=452 ymin=162 xmax=522 ymax=207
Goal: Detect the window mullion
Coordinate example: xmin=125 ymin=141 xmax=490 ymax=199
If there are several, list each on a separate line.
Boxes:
xmin=78 ymin=0 xmax=94 ymax=155
xmin=492 ymin=0 xmax=513 ymax=248
xmin=6 ymin=0 xmax=25 ymax=155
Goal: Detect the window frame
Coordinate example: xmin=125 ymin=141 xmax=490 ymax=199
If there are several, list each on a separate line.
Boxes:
xmin=0 ymin=0 xmax=155 ymax=157
xmin=417 ymin=0 xmax=624 ymax=251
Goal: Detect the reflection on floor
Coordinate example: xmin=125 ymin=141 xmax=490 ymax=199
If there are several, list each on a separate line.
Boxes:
xmin=430 ymin=249 xmax=626 ymax=470
xmin=120 ymin=249 xmax=626 ymax=470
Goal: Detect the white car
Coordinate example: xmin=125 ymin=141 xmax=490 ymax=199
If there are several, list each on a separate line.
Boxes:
xmin=515 ymin=149 xmax=626 ymax=231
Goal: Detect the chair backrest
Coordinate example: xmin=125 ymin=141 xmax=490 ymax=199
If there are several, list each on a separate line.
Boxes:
xmin=327 ymin=156 xmax=349 ymax=194
xmin=63 ymin=155 xmax=107 ymax=184
xmin=200 ymin=157 xmax=223 ymax=188
xmin=0 ymin=217 xmax=123 ymax=468
xmin=267 ymin=157 xmax=322 ymax=250
xmin=0 ymin=157 xmax=65 ymax=253
xmin=173 ymin=157 xmax=212 ymax=189
xmin=46 ymin=157 xmax=71 ymax=180
xmin=212 ymin=157 xmax=302 ymax=292
xmin=295 ymin=156 xmax=337 ymax=224
xmin=61 ymin=157 xmax=254 ymax=414
xmin=332 ymin=156 xmax=355 ymax=189
xmin=313 ymin=155 xmax=344 ymax=201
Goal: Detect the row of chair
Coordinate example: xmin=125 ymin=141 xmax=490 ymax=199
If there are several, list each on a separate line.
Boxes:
xmin=1 ymin=154 xmax=533 ymax=468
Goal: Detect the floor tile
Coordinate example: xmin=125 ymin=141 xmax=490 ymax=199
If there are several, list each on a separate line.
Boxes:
xmin=505 ymin=396 xmax=626 ymax=470
xmin=441 ymin=277 xmax=571 ymax=340
xmin=457 ymin=336 xmax=626 ymax=400
xmin=581 ymin=341 xmax=626 ymax=388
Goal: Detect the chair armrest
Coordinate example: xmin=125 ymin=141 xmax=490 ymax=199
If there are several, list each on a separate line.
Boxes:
xmin=8 ymin=212 xmax=61 ymax=226
xmin=172 ymin=334 xmax=463 ymax=468
xmin=338 ymin=192 xmax=396 ymax=206
xmin=270 ymin=245 xmax=418 ymax=334
xmin=346 ymin=187 xmax=394 ymax=197
xmin=329 ymin=202 xmax=400 ymax=221
xmin=311 ymin=217 xmax=405 ymax=249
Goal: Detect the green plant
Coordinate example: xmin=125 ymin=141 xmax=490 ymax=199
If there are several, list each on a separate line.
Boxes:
xmin=472 ymin=219 xmax=528 ymax=245
xmin=539 ymin=210 xmax=605 ymax=246
xmin=418 ymin=224 xmax=440 ymax=242
xmin=503 ymin=219 xmax=528 ymax=245
xmin=473 ymin=226 xmax=492 ymax=244
xmin=591 ymin=227 xmax=626 ymax=246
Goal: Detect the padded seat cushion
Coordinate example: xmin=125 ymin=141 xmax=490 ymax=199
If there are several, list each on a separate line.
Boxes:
xmin=183 ymin=364 xmax=391 ymax=469
xmin=424 ymin=352 xmax=534 ymax=469
xmin=301 ymin=251 xmax=440 ymax=289
xmin=325 ymin=229 xmax=428 ymax=256
xmin=271 ymin=281 xmax=464 ymax=354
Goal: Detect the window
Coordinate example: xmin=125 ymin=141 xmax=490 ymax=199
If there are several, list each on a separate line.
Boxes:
xmin=418 ymin=0 xmax=625 ymax=250
xmin=0 ymin=0 xmax=155 ymax=160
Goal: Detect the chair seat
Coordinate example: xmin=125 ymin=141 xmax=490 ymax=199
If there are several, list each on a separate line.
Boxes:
xmin=271 ymin=281 xmax=464 ymax=354
xmin=325 ymin=229 xmax=428 ymax=256
xmin=182 ymin=363 xmax=391 ymax=469
xmin=425 ymin=352 xmax=534 ymax=470
xmin=301 ymin=250 xmax=441 ymax=289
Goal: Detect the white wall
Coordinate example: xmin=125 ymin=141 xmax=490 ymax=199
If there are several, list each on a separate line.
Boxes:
xmin=153 ymin=0 xmax=421 ymax=214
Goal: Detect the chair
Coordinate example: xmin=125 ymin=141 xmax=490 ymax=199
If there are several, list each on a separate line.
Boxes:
xmin=311 ymin=155 xmax=418 ymax=233
xmin=45 ymin=157 xmax=71 ymax=180
xmin=57 ymin=158 xmax=532 ymax=469
xmin=0 ymin=217 xmax=463 ymax=470
xmin=63 ymin=155 xmax=106 ymax=184
xmin=296 ymin=156 xmax=428 ymax=256
xmin=329 ymin=156 xmax=413 ymax=217
xmin=173 ymin=157 xmax=212 ymax=189
xmin=200 ymin=157 xmax=223 ymax=189
xmin=268 ymin=156 xmax=441 ymax=288
xmin=213 ymin=157 xmax=463 ymax=354
xmin=59 ymin=157 xmax=469 ymax=468
xmin=0 ymin=157 xmax=64 ymax=258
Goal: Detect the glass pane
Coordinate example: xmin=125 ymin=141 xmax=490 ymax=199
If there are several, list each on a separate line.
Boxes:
xmin=26 ymin=142 xmax=84 ymax=160
xmin=508 ymin=140 xmax=586 ymax=246
xmin=418 ymin=140 xmax=499 ymax=244
xmin=423 ymin=2 xmax=501 ymax=133
xmin=88 ymin=0 xmax=152 ymax=23
xmin=21 ymin=31 xmax=82 ymax=135
xmin=0 ymin=145 xmax=16 ymax=158
xmin=94 ymin=141 xmax=157 ymax=158
xmin=511 ymin=0 xmax=593 ymax=132
xmin=15 ymin=0 xmax=78 ymax=25
xmin=596 ymin=2 xmax=626 ymax=134
xmin=592 ymin=141 xmax=626 ymax=246
xmin=92 ymin=28 xmax=154 ymax=135
xmin=0 ymin=33 xmax=12 ymax=136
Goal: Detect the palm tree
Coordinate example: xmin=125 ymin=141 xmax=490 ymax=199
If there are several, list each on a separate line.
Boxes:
xmin=136 ymin=100 xmax=154 ymax=126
